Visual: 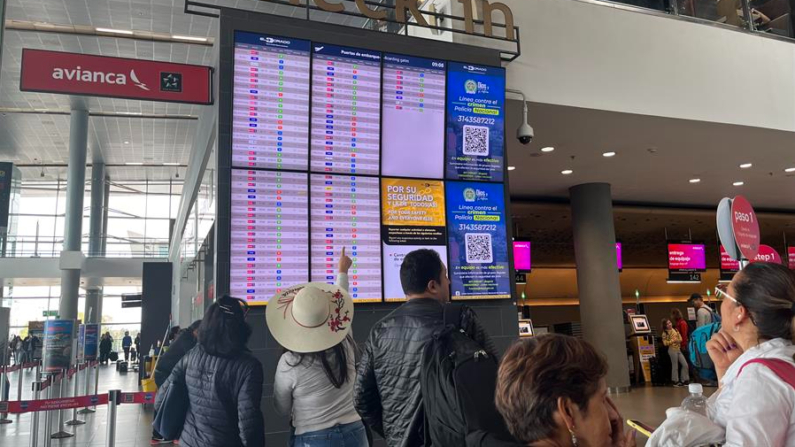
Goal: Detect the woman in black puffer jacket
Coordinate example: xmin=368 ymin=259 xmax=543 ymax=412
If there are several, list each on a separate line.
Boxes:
xmin=162 ymin=296 xmax=264 ymax=447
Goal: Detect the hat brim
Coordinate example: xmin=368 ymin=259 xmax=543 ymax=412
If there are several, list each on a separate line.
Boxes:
xmin=266 ymin=282 xmax=354 ymax=354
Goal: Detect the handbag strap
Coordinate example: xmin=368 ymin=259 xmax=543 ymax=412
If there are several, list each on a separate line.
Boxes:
xmin=738 ymin=358 xmax=795 ymax=389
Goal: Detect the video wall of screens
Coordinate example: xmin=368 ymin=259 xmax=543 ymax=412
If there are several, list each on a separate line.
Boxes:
xmin=229 ymin=30 xmax=509 ymax=305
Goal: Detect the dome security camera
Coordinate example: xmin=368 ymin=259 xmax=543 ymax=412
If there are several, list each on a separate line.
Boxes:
xmin=507 ymin=88 xmax=534 ymax=146
xmin=517 ymin=122 xmax=534 ymax=145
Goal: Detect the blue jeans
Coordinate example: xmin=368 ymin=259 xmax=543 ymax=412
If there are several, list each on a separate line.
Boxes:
xmin=291 ymin=421 xmax=368 ymax=447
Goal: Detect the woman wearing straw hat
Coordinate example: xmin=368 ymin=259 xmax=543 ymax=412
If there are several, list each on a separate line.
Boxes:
xmin=269 ymin=248 xmax=367 ymax=447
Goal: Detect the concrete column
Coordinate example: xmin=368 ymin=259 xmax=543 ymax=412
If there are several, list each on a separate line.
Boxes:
xmin=569 ymin=183 xmax=630 ymax=391
xmin=58 ymin=108 xmax=89 ymax=321
xmin=84 ymin=163 xmax=105 ymax=324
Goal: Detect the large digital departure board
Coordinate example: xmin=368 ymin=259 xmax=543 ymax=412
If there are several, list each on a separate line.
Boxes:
xmin=311 ymin=45 xmax=382 ymax=175
xmin=381 ymin=54 xmax=446 ymax=179
xmin=226 ymin=30 xmax=511 ymax=305
xmin=233 ymin=32 xmax=311 ymax=170
xmin=310 ymin=174 xmax=383 ymax=303
xmin=230 ymin=169 xmax=309 ymax=304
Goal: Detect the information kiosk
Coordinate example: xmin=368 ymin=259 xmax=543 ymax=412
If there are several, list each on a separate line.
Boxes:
xmin=627 ymin=314 xmax=655 ymax=384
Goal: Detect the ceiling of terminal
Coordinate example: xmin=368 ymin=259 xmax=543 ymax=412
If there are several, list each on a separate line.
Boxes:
xmin=0 ymin=0 xmax=364 ymax=182
xmin=507 ymin=101 xmax=795 ymax=210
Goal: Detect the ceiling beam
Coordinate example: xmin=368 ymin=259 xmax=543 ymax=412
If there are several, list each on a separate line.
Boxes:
xmin=5 ymin=20 xmax=214 ymax=46
xmin=0 ymin=107 xmax=198 ymax=120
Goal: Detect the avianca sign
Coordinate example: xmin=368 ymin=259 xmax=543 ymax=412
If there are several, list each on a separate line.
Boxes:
xmin=20 ymin=49 xmax=213 ymax=105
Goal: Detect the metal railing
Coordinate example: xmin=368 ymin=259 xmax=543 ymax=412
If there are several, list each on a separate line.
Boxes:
xmin=596 ymin=0 xmax=794 ymax=39
xmin=0 ymin=236 xmax=170 ymax=259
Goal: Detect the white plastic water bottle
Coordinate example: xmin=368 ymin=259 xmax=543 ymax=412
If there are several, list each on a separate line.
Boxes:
xmin=681 ymin=383 xmax=708 ymax=416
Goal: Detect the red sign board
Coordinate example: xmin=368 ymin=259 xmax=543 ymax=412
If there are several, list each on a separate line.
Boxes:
xmin=788 ymin=247 xmax=795 ymax=270
xmin=751 ymin=245 xmax=782 ymax=264
xmin=20 ymin=49 xmax=212 ymax=105
xmin=730 ymin=195 xmax=760 ymax=260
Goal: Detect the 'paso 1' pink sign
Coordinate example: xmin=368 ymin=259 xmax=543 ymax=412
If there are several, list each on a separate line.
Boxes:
xmin=731 ymin=196 xmax=760 ymax=260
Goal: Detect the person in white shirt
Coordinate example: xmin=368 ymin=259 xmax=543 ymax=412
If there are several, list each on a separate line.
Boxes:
xmin=267 ymin=248 xmax=367 ymax=447
xmin=708 ymin=262 xmax=795 ymax=447
xmin=689 ymin=293 xmax=714 ymax=328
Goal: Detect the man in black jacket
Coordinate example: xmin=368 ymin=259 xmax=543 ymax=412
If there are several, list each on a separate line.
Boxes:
xmin=151 ymin=320 xmax=201 ymax=444
xmin=354 ymin=249 xmax=498 ymax=447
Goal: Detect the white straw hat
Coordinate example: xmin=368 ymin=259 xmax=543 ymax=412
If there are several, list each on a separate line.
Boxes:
xmin=266 ymin=282 xmax=354 ymax=353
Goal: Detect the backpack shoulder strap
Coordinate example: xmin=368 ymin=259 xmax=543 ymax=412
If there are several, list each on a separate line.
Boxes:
xmin=443 ymin=303 xmax=465 ymax=330
xmin=739 ymin=358 xmax=795 ymax=389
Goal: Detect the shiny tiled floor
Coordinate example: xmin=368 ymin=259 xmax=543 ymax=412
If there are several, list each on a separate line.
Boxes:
xmin=0 ymin=363 xmax=151 ymax=447
xmin=1 ymin=365 xmax=713 ymax=446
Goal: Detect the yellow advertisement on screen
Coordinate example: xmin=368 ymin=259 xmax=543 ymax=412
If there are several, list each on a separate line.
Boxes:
xmin=382 ymin=178 xmax=445 ymax=227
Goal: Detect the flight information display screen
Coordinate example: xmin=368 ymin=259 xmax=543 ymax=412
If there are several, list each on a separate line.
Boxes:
xmin=381 ymin=54 xmax=446 ymax=179
xmin=381 ymin=178 xmax=447 ymax=301
xmin=227 ymin=31 xmax=511 ymax=304
xmin=310 ymin=174 xmax=383 ymax=303
xmin=311 ymin=44 xmax=382 ymax=176
xmin=229 ymin=169 xmax=309 ymax=305
xmin=232 ymin=32 xmax=311 ymax=170
xmin=446 ymin=62 xmax=506 ymax=182
xmin=446 ymin=182 xmax=511 ymax=300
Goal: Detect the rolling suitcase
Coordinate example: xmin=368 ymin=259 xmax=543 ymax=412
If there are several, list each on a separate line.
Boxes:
xmin=109 ymin=351 xmax=119 ymax=362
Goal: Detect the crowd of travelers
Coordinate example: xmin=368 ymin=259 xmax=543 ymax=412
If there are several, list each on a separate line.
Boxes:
xmin=150 ymin=250 xmax=795 ymax=447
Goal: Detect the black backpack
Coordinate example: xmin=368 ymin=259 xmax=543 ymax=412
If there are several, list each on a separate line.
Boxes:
xmin=420 ymin=304 xmax=520 ymax=447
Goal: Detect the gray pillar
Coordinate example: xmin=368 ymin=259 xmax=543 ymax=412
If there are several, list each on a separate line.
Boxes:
xmin=58 ymin=108 xmax=89 ymax=321
xmin=84 ymin=163 xmax=105 ymax=324
xmin=569 ymin=183 xmax=630 ymax=391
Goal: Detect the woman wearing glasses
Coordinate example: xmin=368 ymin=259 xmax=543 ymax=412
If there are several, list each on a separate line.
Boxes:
xmin=708 ymin=262 xmax=795 ymax=446
xmin=160 ymin=295 xmax=264 ymax=447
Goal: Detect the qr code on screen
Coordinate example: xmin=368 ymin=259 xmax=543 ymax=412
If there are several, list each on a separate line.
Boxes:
xmin=463 ymin=125 xmax=489 ymax=156
xmin=465 ymin=233 xmax=493 ymax=264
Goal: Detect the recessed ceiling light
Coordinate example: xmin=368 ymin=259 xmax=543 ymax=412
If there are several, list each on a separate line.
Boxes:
xmin=739 ymin=163 xmax=753 ymax=169
xmin=602 ymin=151 xmax=616 ymax=158
xmin=507 ymin=166 xmax=516 ymax=171
xmin=785 ymin=167 xmax=795 ymax=173
xmin=96 ymin=27 xmax=134 ymax=35
xmin=541 ymin=147 xmax=555 ymax=153
xmin=123 ymin=141 xmax=130 ymax=145
xmin=689 ymin=178 xmax=701 ymax=184
xmin=163 ymin=162 xmax=180 ymax=166
xmin=172 ymin=35 xmax=208 ymax=42
xmin=733 ymin=181 xmax=744 ymax=186
xmin=561 ymin=169 xmax=573 ymax=175
xmin=125 ymin=162 xmax=143 ymax=166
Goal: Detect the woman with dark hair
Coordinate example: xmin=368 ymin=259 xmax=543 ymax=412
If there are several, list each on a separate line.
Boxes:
xmin=269 ymin=249 xmax=367 ymax=446
xmin=661 ymin=318 xmax=689 ymax=387
xmin=161 ymin=296 xmax=264 ymax=447
xmin=670 ymin=308 xmax=689 ymax=349
xmin=707 ymin=262 xmax=795 ymax=445
xmin=495 ymin=334 xmax=635 ymax=447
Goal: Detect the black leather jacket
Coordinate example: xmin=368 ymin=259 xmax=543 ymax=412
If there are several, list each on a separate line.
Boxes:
xmin=354 ymin=298 xmax=498 ymax=447
xmin=163 ymin=346 xmax=264 ymax=447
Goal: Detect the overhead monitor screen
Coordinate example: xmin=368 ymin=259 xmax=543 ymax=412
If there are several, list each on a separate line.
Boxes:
xmin=381 ymin=54 xmax=446 ymax=179
xmin=232 ymin=32 xmax=311 ymax=170
xmin=381 ymin=178 xmax=447 ymax=302
xmin=445 ymin=62 xmax=506 ymax=182
xmin=789 ymin=247 xmax=795 ymax=270
xmin=720 ymin=245 xmax=740 ymax=273
xmin=446 ymin=182 xmax=511 ymax=300
xmin=668 ymin=243 xmax=707 ymax=272
xmin=513 ymin=240 xmax=531 ymax=273
xmin=229 ymin=169 xmax=309 ymax=305
xmin=616 ymin=242 xmax=623 ymax=271
xmin=310 ymin=174 xmax=382 ymax=303
xmin=311 ymin=44 xmax=381 ymax=175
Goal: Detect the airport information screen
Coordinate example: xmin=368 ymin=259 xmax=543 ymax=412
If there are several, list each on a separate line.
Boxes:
xmin=229 ymin=31 xmax=510 ymax=305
